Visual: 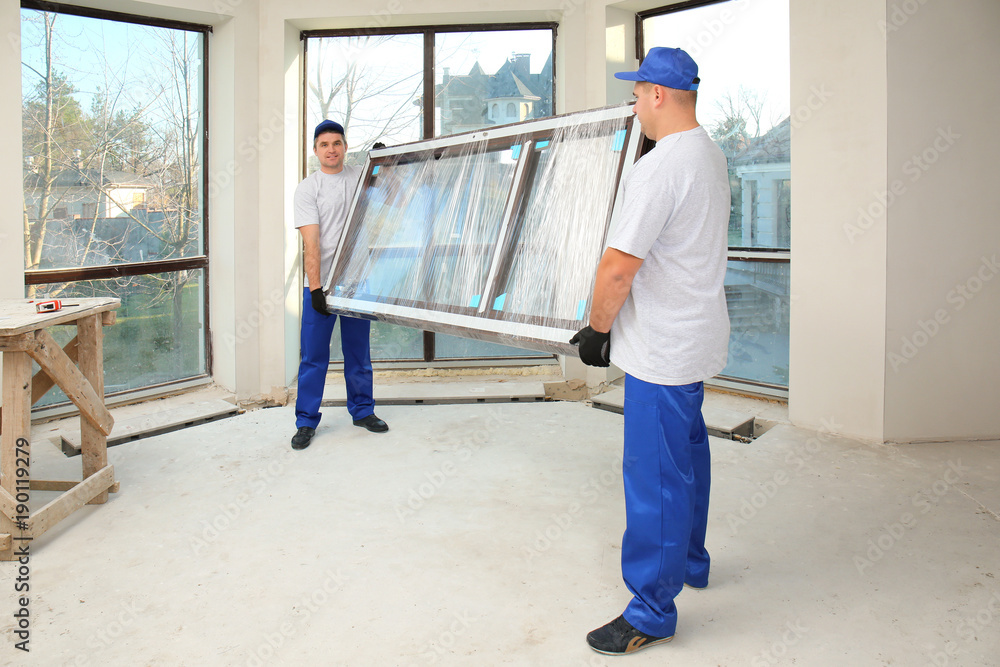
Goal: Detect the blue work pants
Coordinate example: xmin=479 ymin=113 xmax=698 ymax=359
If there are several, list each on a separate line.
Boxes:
xmin=621 ymin=375 xmax=711 ymax=639
xmin=294 ymin=288 xmax=374 ymax=428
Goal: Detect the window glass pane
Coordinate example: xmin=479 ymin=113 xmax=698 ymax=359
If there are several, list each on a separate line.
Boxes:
xmin=496 ymin=117 xmax=629 ymax=324
xmin=336 ymin=142 xmax=518 ymax=309
xmin=643 ymin=1 xmax=790 ymax=250
xmin=21 ymin=10 xmax=205 ymax=269
xmin=435 ymin=30 xmax=554 ymax=358
xmin=435 ymin=333 xmax=542 ymax=359
xmin=31 ymin=269 xmax=207 ymax=407
xmin=305 ymin=34 xmax=425 ymax=361
xmin=435 ymin=30 xmax=554 ymax=136
xmin=329 ymin=320 xmax=424 ymax=362
xmin=721 ymin=260 xmax=789 ymax=386
xmin=326 ymin=107 xmax=638 ymax=354
xmin=307 ymin=29 xmax=557 ymax=362
xmin=305 ymin=34 xmax=424 ymax=170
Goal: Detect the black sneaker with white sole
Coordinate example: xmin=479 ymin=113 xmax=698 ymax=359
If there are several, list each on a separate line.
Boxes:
xmin=586 ymin=615 xmax=673 ymax=655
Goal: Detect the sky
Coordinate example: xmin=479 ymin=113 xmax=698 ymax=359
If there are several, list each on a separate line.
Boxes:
xmin=645 ymin=0 xmax=791 ymax=135
xmin=20 ymin=9 xmax=203 ymax=131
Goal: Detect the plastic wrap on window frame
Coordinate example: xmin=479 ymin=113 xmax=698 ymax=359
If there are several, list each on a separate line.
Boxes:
xmin=323 ymin=104 xmax=644 ymax=356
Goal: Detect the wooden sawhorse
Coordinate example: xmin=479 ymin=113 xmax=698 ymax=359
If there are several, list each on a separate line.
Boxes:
xmin=0 ymin=297 xmax=120 ymax=560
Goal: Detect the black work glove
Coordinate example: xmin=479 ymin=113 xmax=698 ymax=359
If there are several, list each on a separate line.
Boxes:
xmin=372 ymin=142 xmax=386 ymax=150
xmin=310 ymin=288 xmax=332 ymax=316
xmin=570 ymin=326 xmax=611 ymax=367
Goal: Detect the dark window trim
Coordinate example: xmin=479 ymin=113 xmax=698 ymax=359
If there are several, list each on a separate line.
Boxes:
xmin=25 ymin=257 xmax=210 ymax=285
xmin=20 ymin=2 xmax=213 ymax=376
xmin=635 ymin=0 xmax=731 ymax=60
xmin=21 ymin=0 xmax=213 ymax=34
xmin=302 ymin=22 xmax=557 ymax=40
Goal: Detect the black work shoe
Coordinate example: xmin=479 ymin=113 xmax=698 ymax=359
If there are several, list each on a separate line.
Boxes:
xmin=353 ymin=414 xmax=388 ymax=433
xmin=291 ymin=427 xmax=316 ymax=450
xmin=586 ymin=615 xmax=673 ymax=655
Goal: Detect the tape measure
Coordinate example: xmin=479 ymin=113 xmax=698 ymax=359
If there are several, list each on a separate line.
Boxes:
xmin=34 ymin=299 xmax=78 ymax=313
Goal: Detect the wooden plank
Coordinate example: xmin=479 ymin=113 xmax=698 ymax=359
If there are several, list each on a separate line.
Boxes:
xmin=31 ymin=336 xmax=78 ymax=405
xmin=0 ymin=534 xmax=10 ymax=551
xmin=0 ymin=350 xmax=32 ymax=561
xmin=29 ymin=480 xmax=78 ymax=492
xmin=0 ymin=486 xmax=17 ymax=521
xmin=0 ymin=333 xmax=37 ymax=352
xmin=27 ymin=479 xmax=119 ymax=494
xmin=28 ymin=329 xmax=114 ymax=436
xmin=78 ymin=314 xmax=108 ymax=504
xmin=102 ymin=311 xmax=116 ymax=326
xmin=28 ymin=465 xmax=115 ymax=540
xmin=60 ymin=398 xmax=239 ymax=455
xmin=0 ymin=298 xmax=119 ymax=337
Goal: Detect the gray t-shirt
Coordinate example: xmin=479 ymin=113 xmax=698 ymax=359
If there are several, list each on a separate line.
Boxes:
xmin=607 ymin=125 xmax=731 ymax=385
xmin=293 ymin=165 xmax=361 ymax=289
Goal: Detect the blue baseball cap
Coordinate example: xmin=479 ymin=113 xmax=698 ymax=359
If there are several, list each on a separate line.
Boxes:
xmin=614 ymin=47 xmax=700 ymax=91
xmin=314 ymin=120 xmax=345 ymax=140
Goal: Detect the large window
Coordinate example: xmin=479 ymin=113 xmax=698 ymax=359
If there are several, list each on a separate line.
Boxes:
xmin=21 ymin=3 xmax=210 ymax=403
xmin=641 ymin=0 xmax=791 ymax=391
xmin=324 ymin=107 xmax=640 ymax=354
xmin=303 ymin=25 xmax=555 ymax=363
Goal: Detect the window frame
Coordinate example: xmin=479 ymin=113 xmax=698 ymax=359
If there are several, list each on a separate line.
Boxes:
xmin=301 ymin=22 xmax=558 ymax=363
xmin=322 ymin=105 xmax=642 ymax=356
xmin=638 ymin=0 xmax=791 ymax=396
xmin=20 ymin=0 xmax=214 ymax=392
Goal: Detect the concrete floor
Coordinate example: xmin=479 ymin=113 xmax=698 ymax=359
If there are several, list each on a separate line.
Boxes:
xmin=3 ymin=394 xmax=999 ymax=666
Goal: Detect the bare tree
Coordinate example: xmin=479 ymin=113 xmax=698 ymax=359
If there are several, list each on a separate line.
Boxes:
xmin=710 ymin=86 xmax=773 ymax=160
xmin=21 ymin=11 xmax=205 ymax=371
xmin=307 ymin=35 xmax=423 ymax=152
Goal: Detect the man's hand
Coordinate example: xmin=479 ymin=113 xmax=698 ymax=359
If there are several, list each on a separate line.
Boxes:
xmin=570 ymin=326 xmax=611 ymax=367
xmin=310 ymin=288 xmax=332 ymax=316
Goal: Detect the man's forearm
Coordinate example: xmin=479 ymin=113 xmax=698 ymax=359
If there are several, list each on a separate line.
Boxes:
xmin=299 ymin=225 xmax=323 ymax=289
xmin=589 ymin=248 xmax=643 ymax=332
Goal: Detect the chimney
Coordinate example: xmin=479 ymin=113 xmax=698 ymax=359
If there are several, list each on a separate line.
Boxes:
xmin=511 ymin=53 xmax=530 ymax=78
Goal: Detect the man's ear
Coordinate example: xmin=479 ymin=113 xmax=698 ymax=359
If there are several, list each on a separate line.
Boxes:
xmin=651 ymin=84 xmax=666 ymax=108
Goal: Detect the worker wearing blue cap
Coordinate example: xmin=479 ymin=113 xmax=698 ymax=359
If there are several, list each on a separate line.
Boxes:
xmin=571 ymin=46 xmax=731 ymax=655
xmin=291 ymin=120 xmax=388 ymax=450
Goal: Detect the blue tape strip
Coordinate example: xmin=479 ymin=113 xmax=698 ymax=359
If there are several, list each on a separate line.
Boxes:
xmin=469 ymin=295 xmax=481 ymax=308
xmin=612 ymin=129 xmax=626 ymax=151
xmin=372 ymin=165 xmax=380 ymax=174
xmin=576 ymin=299 xmax=586 ymax=321
xmin=511 ymin=145 xmax=521 ymax=160
xmin=536 ymin=140 xmax=550 ymax=149
xmin=493 ymin=293 xmax=506 ymax=311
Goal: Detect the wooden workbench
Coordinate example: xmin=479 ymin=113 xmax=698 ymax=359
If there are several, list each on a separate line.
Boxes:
xmin=0 ymin=297 xmax=120 ymax=560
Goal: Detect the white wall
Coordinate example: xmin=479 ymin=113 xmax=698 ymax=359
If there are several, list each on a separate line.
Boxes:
xmin=883 ymin=0 xmax=1000 ymax=442
xmin=787 ymin=0 xmax=889 ymax=441
xmin=1 ymin=2 xmax=25 ymax=298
